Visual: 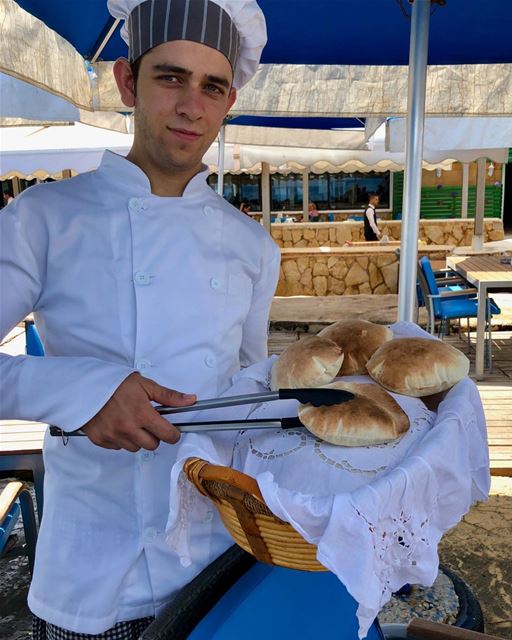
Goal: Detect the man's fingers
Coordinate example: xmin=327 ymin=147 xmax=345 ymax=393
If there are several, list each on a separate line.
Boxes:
xmin=144 ymin=412 xmax=182 ymax=445
xmin=141 ymin=378 xmax=196 ymax=408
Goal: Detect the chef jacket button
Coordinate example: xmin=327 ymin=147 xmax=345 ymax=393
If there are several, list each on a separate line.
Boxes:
xmin=144 ymin=527 xmax=157 ymax=543
xmin=210 ymin=277 xmax=221 ymax=290
xmin=142 ymin=451 xmax=154 ymax=460
xmin=134 ymin=271 xmax=151 ymax=285
xmin=204 ymin=354 xmax=216 ymax=368
xmin=128 ymin=197 xmax=143 ymax=212
xmin=203 ymin=206 xmax=214 ymax=217
xmin=204 ymin=510 xmax=214 ymax=523
xmin=136 ymin=359 xmax=152 ymax=371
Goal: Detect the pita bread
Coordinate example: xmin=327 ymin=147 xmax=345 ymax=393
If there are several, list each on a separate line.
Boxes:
xmin=366 ymin=337 xmax=469 ymax=397
xmin=270 ymin=335 xmax=344 ymax=390
xmin=299 ymin=381 xmax=409 ymax=446
xmin=319 ymin=320 xmax=393 ymax=375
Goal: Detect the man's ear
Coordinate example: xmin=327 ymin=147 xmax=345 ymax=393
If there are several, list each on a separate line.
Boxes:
xmin=113 ymin=58 xmax=136 ymax=108
xmin=226 ymin=87 xmax=237 ymax=113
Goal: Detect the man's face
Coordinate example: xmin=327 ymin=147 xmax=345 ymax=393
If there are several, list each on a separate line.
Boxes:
xmin=124 ymin=40 xmax=236 ymax=175
xmin=371 ymin=196 xmax=380 ymax=206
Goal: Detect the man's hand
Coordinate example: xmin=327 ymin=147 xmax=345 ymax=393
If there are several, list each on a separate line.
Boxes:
xmin=81 ymin=372 xmax=196 ymax=452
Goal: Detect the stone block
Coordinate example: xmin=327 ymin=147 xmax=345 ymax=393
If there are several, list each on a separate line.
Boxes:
xmin=332 ymin=262 xmax=348 ymax=281
xmin=282 ymin=260 xmax=300 ymax=282
xmin=425 ymin=225 xmax=445 ymax=245
xmin=381 ymin=262 xmax=399 ymax=292
xmin=272 ymin=228 xmax=282 ymax=240
xmin=300 ymin=268 xmax=313 ymax=287
xmin=317 ymin=228 xmax=329 ymax=244
xmin=282 ymin=228 xmax=293 ymax=242
xmin=328 ymin=276 xmax=345 ymax=295
xmin=292 ymin=229 xmax=303 ymax=244
xmin=327 ymin=257 xmax=338 ymax=269
xmin=313 ymin=275 xmax=328 ymax=296
xmin=336 ymin=227 xmax=352 ymax=245
xmin=358 ymin=282 xmax=372 ymax=294
xmin=373 ymin=283 xmax=390 ymax=294
xmin=345 ymin=261 xmax=368 ymax=287
xmin=296 ymin=257 xmax=310 ymax=273
xmin=329 ymin=228 xmax=337 ymax=243
xmin=304 ymin=228 xmax=316 ymax=240
xmin=283 ymin=241 xmax=293 ymax=248
xmin=356 ymin=256 xmax=369 ymax=269
xmin=294 ymin=240 xmax=308 ymax=247
xmin=376 ymin=255 xmax=396 ymax=267
xmin=368 ymin=261 xmax=384 ymax=289
xmin=313 ymin=262 xmax=329 ymax=277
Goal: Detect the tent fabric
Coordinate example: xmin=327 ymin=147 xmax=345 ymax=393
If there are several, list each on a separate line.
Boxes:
xmin=2 ymin=1 xmax=512 ymax=118
xmin=223 ymin=125 xmax=368 ymax=150
xmin=387 ymin=116 xmax=512 ymax=152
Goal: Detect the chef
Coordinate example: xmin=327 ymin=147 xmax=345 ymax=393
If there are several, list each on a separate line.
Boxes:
xmin=0 ymin=0 xmax=279 ymax=637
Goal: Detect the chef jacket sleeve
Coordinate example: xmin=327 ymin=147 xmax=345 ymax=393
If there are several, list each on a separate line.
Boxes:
xmin=239 ymin=238 xmax=281 ymax=367
xmin=0 ymin=198 xmax=135 ymax=431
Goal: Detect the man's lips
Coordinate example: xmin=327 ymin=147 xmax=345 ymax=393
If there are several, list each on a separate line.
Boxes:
xmin=168 ymin=127 xmax=202 ymax=141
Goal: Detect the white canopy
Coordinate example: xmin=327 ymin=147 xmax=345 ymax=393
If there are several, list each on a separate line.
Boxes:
xmin=387 ymin=116 xmax=512 ymax=152
xmin=0 ymin=123 xmax=233 ymax=179
xmin=3 ymin=121 xmax=483 ymax=181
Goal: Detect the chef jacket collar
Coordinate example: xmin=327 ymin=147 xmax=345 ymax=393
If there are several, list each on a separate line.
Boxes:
xmin=98 ymin=150 xmax=210 ymax=198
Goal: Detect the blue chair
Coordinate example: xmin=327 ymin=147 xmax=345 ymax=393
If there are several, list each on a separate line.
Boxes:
xmin=25 ymin=319 xmax=44 ymax=356
xmin=0 ymin=481 xmax=38 ymax=575
xmin=418 ymin=256 xmax=501 ymax=369
xmin=328 ymin=213 xmax=335 ymax=222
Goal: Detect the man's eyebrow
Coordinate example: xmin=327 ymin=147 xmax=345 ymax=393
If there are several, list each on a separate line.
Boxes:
xmin=152 ymin=64 xmax=192 ymax=75
xmin=205 ymin=74 xmax=231 ymax=89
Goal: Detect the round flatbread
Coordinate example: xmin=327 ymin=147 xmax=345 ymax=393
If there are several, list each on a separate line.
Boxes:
xmin=270 ymin=335 xmax=344 ymax=390
xmin=319 ymin=320 xmax=393 ymax=376
xmin=299 ymin=380 xmax=409 ymax=446
xmin=366 ymin=337 xmax=469 ymax=397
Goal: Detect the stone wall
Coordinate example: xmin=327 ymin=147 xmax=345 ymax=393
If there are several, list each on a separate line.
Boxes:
xmin=276 ymin=246 xmax=453 ymax=297
xmin=271 ymin=218 xmax=504 ymax=249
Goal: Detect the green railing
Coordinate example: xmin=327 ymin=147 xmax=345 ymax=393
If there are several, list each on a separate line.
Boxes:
xmin=392 ymin=171 xmax=502 ymax=219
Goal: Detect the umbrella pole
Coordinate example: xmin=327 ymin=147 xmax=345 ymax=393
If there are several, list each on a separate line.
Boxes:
xmin=398 ymin=0 xmax=431 ymax=322
xmin=217 ymin=124 xmax=225 ymax=196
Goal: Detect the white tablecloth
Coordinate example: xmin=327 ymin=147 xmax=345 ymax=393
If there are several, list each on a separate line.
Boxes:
xmin=165 ymin=321 xmax=490 ymax=638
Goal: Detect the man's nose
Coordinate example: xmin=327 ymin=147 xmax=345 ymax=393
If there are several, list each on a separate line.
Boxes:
xmin=175 ymin=88 xmax=203 ymax=120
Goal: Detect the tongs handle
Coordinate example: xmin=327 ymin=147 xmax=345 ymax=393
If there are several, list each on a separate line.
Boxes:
xmin=278 ymin=388 xmax=353 ymax=406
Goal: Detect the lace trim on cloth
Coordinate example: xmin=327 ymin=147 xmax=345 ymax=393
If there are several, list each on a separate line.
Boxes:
xmin=166 ymin=471 xmax=211 ymax=567
xmin=353 ymin=504 xmax=431 ymax=602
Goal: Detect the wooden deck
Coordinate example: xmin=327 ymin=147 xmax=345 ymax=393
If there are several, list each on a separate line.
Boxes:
xmin=268 ymin=329 xmax=512 ymax=477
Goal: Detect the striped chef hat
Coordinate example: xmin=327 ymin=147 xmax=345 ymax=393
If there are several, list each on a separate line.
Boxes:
xmin=107 ymin=0 xmax=267 ymax=88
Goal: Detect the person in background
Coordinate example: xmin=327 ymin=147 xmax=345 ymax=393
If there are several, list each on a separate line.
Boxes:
xmin=2 ymin=187 xmax=14 ymax=208
xmin=364 ymin=193 xmax=381 ymax=241
xmin=308 ymin=201 xmax=320 ymax=222
xmin=239 ymin=201 xmax=251 ymax=215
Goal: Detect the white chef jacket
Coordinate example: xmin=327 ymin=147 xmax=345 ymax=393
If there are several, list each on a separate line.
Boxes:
xmin=0 ymin=151 xmax=281 ymax=633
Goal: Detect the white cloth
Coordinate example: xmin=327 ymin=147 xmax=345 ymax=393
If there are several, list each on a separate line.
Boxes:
xmin=107 ymin=0 xmax=267 ymax=89
xmin=166 ymin=321 xmax=490 ymax=639
xmin=0 ymin=150 xmax=281 ymax=633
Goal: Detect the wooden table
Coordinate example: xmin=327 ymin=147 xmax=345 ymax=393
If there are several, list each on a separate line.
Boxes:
xmin=447 ymin=255 xmax=512 ymax=380
xmin=0 ymin=420 xmax=46 ymax=521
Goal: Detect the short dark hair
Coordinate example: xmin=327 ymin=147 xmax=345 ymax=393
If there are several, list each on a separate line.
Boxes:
xmin=130 ymin=56 xmax=143 ymax=92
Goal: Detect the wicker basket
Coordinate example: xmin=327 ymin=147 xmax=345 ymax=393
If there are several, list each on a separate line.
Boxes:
xmin=183 ymin=457 xmax=326 ymax=571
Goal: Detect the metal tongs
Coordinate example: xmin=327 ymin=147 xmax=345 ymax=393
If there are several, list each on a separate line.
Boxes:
xmin=49 ymin=387 xmax=354 ymax=440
